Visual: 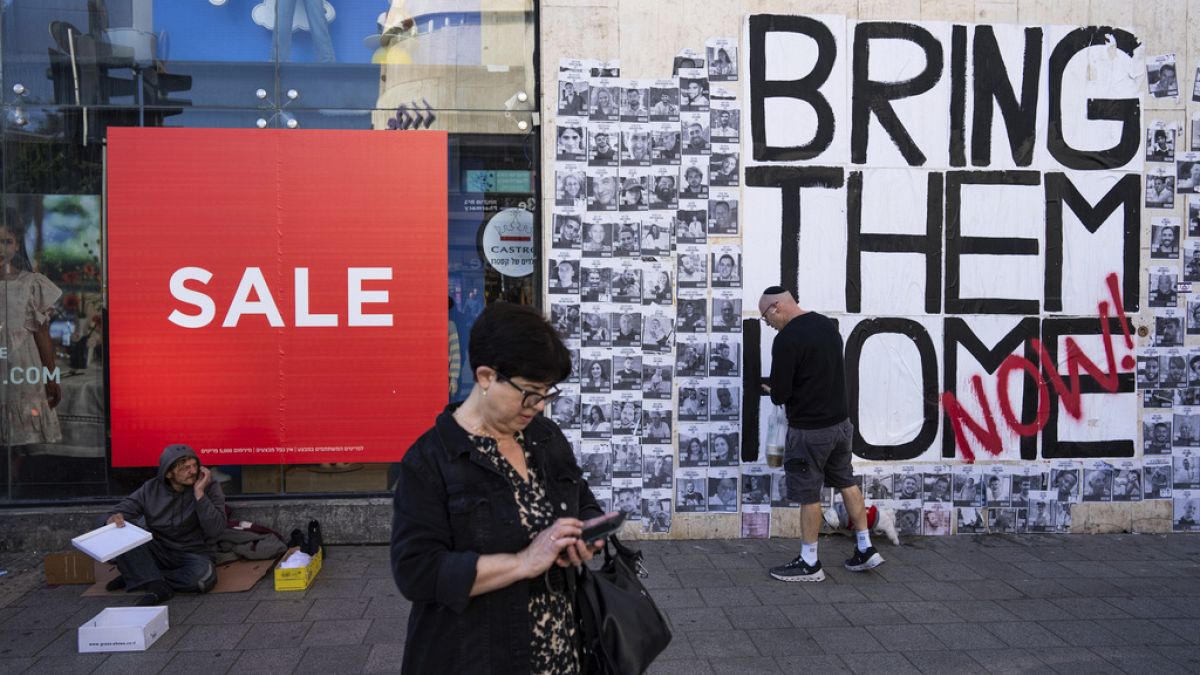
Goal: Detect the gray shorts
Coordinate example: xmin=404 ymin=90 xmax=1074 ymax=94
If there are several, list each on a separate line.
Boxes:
xmin=784 ymin=419 xmax=856 ymax=505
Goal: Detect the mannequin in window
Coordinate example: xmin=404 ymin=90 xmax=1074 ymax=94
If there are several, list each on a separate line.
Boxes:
xmin=274 ymin=0 xmax=336 ymax=63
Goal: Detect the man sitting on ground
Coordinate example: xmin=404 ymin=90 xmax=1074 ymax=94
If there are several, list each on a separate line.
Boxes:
xmin=104 ymin=444 xmax=226 ymax=605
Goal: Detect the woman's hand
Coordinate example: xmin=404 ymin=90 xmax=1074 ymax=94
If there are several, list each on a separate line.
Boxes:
xmin=555 ymin=512 xmax=622 ymax=567
xmin=519 ymin=518 xmax=583 ymax=578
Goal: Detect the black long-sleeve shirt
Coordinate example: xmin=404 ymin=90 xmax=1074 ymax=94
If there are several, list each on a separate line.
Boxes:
xmin=769 ymin=312 xmax=848 ymax=429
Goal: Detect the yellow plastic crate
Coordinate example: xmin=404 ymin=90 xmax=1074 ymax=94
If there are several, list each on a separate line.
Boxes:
xmin=274 ymin=547 xmax=322 ymax=591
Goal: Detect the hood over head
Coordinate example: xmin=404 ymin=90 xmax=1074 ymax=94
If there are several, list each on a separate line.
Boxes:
xmin=158 ymin=444 xmax=200 ymax=482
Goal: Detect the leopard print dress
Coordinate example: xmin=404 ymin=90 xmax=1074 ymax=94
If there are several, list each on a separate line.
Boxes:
xmin=470 ymin=432 xmax=579 ymax=675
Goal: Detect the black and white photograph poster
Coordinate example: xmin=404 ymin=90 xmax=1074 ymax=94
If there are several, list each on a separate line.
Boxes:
xmin=678 ymin=422 xmax=709 ymax=465
xmin=612 ymin=214 xmax=642 ymax=258
xmin=709 ymin=381 xmax=740 ymax=422
xmin=619 ymin=78 xmax=650 ymax=123
xmin=1026 ymin=491 xmax=1054 ymax=532
xmin=708 ymin=190 xmax=739 ymax=236
xmin=1186 ymin=245 xmax=1200 ymax=284
xmin=581 ymin=395 xmax=612 ymax=439
xmin=641 ymin=312 xmax=675 ymax=356
xmin=580 ymin=440 xmax=612 ymax=487
xmin=705 ymin=37 xmax=737 ymax=82
xmin=956 ymin=506 xmax=985 ymax=534
xmin=771 ymin=469 xmax=800 ymax=508
xmin=1155 ymin=310 xmax=1184 ymax=347
xmin=681 ymin=111 xmax=711 ymax=155
xmin=1174 ymin=449 xmax=1200 ymax=489
xmin=1173 ymin=490 xmax=1200 ymax=531
xmin=707 ymin=467 xmax=739 ymax=513
xmin=632 ymin=447 xmax=663 ymax=488
xmin=641 ymin=491 xmax=672 ymax=533
xmin=922 ymin=502 xmax=951 ymax=536
xmin=894 ymin=500 xmax=922 ymax=536
xmin=548 ymin=252 xmax=580 ymax=295
xmin=1082 ymin=462 xmax=1114 ymax=502
xmin=1176 ymin=152 xmax=1200 ymax=193
xmin=708 ymin=422 xmax=739 ymax=467
xmin=588 ymin=78 xmax=620 ymax=121
xmin=557 ymin=70 xmax=589 ymax=116
xmin=1051 ymin=461 xmax=1082 ymax=503
xmin=676 ymin=469 xmax=707 ymax=512
xmin=672 ymin=48 xmax=704 ymax=75
xmin=1144 ymin=457 xmax=1173 ymax=499
xmin=613 ymin=478 xmax=642 ymax=520
xmin=550 ymin=389 xmax=580 ymax=430
xmin=678 ymin=69 xmax=710 ymax=111
xmin=709 ymin=99 xmax=739 ymax=141
xmin=1147 ymin=53 xmax=1178 ymax=99
xmin=1146 ymin=170 xmax=1175 ymax=209
xmin=1174 ymin=413 xmax=1200 ymax=448
xmin=709 ymin=146 xmax=739 ymax=187
xmin=1146 ymin=121 xmax=1176 ymax=163
xmin=677 ymin=245 xmax=708 ymax=289
xmin=642 ymin=354 xmax=674 ymax=399
xmin=710 ymin=245 xmax=742 ymax=288
xmin=1150 ymin=217 xmax=1180 ymax=259
xmin=1112 ymin=462 xmax=1143 ymax=502
xmin=743 ymin=503 xmax=770 ymax=539
xmin=1144 ymin=412 xmax=1173 ymax=455
xmin=1148 ymin=268 xmax=1179 ymax=308
xmin=649 ymin=79 xmax=680 ymax=122
xmin=557 ymin=122 xmax=587 ymax=162
xmin=555 ymin=168 xmax=586 ymax=208
xmin=981 ymin=466 xmax=1009 ymax=506
xmin=586 ymin=169 xmax=619 ymax=214
xmin=710 ymin=291 xmax=741 ymax=333
xmin=864 ymin=465 xmax=894 ymax=501
xmin=952 ymin=465 xmax=983 ymax=507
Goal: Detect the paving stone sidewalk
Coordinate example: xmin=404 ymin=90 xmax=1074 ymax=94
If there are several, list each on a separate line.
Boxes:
xmin=1 ymin=533 xmax=1198 ymax=674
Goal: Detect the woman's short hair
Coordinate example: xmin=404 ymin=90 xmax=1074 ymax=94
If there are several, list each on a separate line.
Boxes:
xmin=469 ymin=303 xmax=572 ymax=384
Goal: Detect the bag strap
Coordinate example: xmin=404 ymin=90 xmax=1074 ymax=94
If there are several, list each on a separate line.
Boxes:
xmin=607 ymin=535 xmax=649 ymax=578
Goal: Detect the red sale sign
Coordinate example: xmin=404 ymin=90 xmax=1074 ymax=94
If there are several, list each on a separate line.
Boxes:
xmin=107 ymin=128 xmax=448 ymax=467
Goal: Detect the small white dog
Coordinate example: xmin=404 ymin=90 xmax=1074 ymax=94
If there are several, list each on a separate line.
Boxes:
xmin=822 ymin=503 xmax=900 ymax=546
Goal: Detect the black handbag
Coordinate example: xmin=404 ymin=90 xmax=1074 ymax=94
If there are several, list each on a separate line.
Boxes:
xmin=575 ymin=536 xmax=673 ymax=675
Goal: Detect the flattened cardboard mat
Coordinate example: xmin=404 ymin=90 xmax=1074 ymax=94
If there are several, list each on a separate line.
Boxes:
xmin=82 ymin=557 xmax=276 ymax=597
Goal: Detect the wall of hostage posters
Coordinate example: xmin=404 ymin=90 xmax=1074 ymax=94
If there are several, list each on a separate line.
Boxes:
xmin=550 ymin=12 xmax=1200 ymax=536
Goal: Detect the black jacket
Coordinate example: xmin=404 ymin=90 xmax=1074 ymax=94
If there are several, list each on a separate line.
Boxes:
xmin=391 ymin=406 xmax=602 ymax=674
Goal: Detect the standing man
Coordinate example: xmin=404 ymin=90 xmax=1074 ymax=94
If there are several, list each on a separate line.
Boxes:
xmin=759 ymin=287 xmax=883 ymax=581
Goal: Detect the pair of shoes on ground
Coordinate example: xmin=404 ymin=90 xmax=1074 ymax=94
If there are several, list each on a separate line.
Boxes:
xmin=769 ymin=546 xmax=884 ymax=582
xmin=106 ymin=575 xmax=174 ymax=605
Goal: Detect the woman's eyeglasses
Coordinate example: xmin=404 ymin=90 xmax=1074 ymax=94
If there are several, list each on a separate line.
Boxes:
xmin=495 ymin=371 xmax=562 ymax=408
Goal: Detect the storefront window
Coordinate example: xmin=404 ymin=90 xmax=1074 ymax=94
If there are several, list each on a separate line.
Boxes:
xmin=1 ymin=0 xmax=538 ymax=502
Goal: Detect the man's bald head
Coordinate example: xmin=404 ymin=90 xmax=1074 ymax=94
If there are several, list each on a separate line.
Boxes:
xmin=758 ymin=286 xmax=792 ymax=315
xmin=758 ymin=286 xmax=803 ymax=329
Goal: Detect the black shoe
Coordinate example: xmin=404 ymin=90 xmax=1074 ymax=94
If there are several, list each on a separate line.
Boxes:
xmin=105 ymin=575 xmax=126 ymax=592
xmin=288 ymin=528 xmax=305 ymax=549
xmin=304 ymin=519 xmax=323 ymax=556
xmin=844 ymin=546 xmax=885 ymax=572
xmin=769 ymin=555 xmax=825 ymax=582
xmin=135 ymin=580 xmax=173 ymax=606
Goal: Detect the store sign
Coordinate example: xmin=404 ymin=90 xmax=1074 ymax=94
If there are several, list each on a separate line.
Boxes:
xmin=481 ymin=207 xmax=535 ymax=277
xmin=107 ymin=128 xmax=448 ymax=467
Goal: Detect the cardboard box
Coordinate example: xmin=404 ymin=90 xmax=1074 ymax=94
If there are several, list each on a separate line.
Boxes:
xmin=78 ymin=606 xmax=169 ymax=653
xmin=72 ymin=522 xmax=152 ymax=562
xmin=274 ymin=546 xmax=322 ymax=591
xmin=44 ymin=550 xmax=96 ymax=585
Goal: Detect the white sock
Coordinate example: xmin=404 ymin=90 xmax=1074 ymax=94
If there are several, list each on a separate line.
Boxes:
xmin=855 ymin=529 xmax=873 ymax=552
xmin=801 ymin=542 xmax=818 ymax=566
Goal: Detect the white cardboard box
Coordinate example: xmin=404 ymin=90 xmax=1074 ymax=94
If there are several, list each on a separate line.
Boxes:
xmin=78 ymin=606 xmax=169 ymax=653
xmin=72 ymin=522 xmax=152 ymax=562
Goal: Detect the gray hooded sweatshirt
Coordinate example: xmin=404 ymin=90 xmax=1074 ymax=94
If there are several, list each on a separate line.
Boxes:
xmin=109 ymin=444 xmax=227 ymax=558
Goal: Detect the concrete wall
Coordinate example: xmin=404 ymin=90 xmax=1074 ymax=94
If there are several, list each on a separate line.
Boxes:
xmin=538 ymin=0 xmax=1200 ymax=539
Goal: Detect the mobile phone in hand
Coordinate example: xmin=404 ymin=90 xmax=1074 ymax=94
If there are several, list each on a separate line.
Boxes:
xmin=580 ymin=512 xmax=627 ymax=544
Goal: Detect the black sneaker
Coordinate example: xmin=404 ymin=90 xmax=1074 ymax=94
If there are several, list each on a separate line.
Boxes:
xmin=844 ymin=546 xmax=884 ymax=572
xmin=769 ymin=555 xmax=825 ymax=582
